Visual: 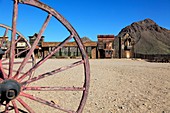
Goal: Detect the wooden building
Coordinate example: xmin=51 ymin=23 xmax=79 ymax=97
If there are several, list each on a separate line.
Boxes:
xmin=1 ymin=34 xmax=118 ymax=59
xmin=29 ymin=34 xmax=97 ymax=59
xmin=97 ymin=35 xmax=115 ymax=58
xmin=114 ymin=33 xmax=135 ymax=58
xmin=0 ymin=36 xmax=9 ymax=58
xmin=29 ymin=33 xmax=44 ymax=58
xmin=0 ymin=36 xmax=9 ymax=50
xmin=0 ymin=36 xmax=30 ymax=58
xmin=41 ymin=41 xmax=97 ymax=58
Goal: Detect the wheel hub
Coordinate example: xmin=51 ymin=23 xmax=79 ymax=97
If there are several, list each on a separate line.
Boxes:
xmin=0 ymin=80 xmax=21 ymax=102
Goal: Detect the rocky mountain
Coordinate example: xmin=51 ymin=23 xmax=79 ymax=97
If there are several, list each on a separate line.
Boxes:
xmin=81 ymin=37 xmax=92 ymax=43
xmin=117 ymin=18 xmax=170 ymax=54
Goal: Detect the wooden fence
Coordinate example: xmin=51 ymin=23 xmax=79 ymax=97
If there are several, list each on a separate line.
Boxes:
xmin=134 ymin=53 xmax=170 ymax=62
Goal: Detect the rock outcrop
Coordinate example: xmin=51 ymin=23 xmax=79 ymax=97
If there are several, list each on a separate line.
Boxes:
xmin=116 ymin=18 xmax=170 ymax=54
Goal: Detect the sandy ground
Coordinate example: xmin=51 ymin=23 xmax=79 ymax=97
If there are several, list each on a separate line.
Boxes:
xmin=85 ymin=59 xmax=170 ymax=113
xmin=1 ymin=59 xmax=170 ymax=113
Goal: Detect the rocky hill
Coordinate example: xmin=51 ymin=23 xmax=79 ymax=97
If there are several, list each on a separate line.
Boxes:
xmin=117 ymin=18 xmax=170 ymax=54
xmin=81 ymin=37 xmax=92 ymax=43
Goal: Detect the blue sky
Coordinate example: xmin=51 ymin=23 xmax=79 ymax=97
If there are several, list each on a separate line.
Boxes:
xmin=0 ymin=0 xmax=170 ymax=41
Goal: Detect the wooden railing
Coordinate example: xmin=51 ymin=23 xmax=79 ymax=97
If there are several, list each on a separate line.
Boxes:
xmin=134 ymin=53 xmax=170 ymax=62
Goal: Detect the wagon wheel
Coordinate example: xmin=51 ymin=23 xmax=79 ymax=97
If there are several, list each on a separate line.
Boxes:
xmin=0 ymin=0 xmax=90 ymax=113
xmin=0 ymin=23 xmax=35 ymax=79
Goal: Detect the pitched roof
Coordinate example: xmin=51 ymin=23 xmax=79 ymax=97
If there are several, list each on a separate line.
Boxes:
xmin=97 ymin=35 xmax=114 ymax=38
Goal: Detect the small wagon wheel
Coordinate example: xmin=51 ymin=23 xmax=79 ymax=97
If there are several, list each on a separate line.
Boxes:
xmin=0 ymin=0 xmax=90 ymax=113
xmin=0 ymin=23 xmax=35 ymax=80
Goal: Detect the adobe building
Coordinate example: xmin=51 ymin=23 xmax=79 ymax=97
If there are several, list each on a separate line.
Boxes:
xmin=97 ymin=35 xmax=115 ymax=58
xmin=114 ymin=33 xmax=135 ymax=58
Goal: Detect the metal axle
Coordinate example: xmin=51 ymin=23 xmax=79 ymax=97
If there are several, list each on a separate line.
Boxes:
xmin=0 ymin=80 xmax=21 ymax=102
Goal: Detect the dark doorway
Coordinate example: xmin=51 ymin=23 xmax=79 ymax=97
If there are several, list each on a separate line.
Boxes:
xmin=99 ymin=49 xmax=105 ymax=58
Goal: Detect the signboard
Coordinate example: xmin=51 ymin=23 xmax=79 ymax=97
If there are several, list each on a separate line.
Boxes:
xmin=17 ymin=42 xmax=26 ymax=47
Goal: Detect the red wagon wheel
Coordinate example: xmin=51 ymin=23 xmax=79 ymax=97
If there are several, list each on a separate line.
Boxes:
xmin=0 ymin=0 xmax=90 ymax=113
xmin=0 ymin=23 xmax=35 ymax=79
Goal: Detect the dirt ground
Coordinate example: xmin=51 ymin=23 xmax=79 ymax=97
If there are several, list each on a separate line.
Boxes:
xmin=1 ymin=59 xmax=170 ymax=113
xmin=84 ymin=59 xmax=170 ymax=113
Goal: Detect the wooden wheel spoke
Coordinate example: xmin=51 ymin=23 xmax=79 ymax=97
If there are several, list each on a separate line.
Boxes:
xmin=5 ymin=101 xmax=10 ymax=113
xmin=3 ymin=67 xmax=25 ymax=75
xmin=15 ymin=48 xmax=30 ymax=58
xmin=2 ymin=61 xmax=32 ymax=65
xmin=15 ymin=36 xmax=22 ymax=43
xmin=3 ymin=36 xmax=22 ymax=58
xmin=24 ymin=86 xmax=85 ymax=91
xmin=0 ymin=28 xmax=8 ymax=47
xmin=0 ymin=78 xmax=3 ymax=81
xmin=2 ymin=57 xmax=8 ymax=62
xmin=3 ymin=28 xmax=8 ymax=37
xmin=11 ymin=100 xmax=19 ymax=113
xmin=14 ymin=14 xmax=52 ymax=79
xmin=21 ymin=60 xmax=84 ymax=84
xmin=9 ymin=0 xmax=18 ymax=78
xmin=19 ymin=35 xmax=74 ymax=82
xmin=0 ymin=59 xmax=8 ymax=79
xmin=17 ymin=97 xmax=35 ymax=113
xmin=0 ymin=67 xmax=8 ymax=79
xmin=20 ymin=92 xmax=75 ymax=113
